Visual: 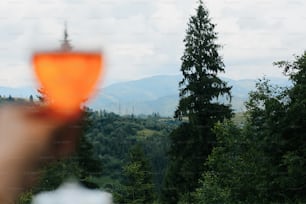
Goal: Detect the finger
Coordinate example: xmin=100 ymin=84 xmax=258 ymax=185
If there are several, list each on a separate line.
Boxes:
xmin=0 ymin=104 xmax=82 ymax=163
xmin=50 ymin=120 xmax=82 ymax=159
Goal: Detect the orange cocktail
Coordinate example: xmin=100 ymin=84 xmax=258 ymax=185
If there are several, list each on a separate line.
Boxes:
xmin=32 ymin=52 xmax=103 ymax=118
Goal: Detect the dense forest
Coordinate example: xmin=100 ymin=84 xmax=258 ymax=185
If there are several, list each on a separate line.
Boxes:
xmin=13 ymin=108 xmax=180 ymax=203
xmin=15 ymin=56 xmax=306 ymax=203
xmin=3 ymin=1 xmax=305 ymax=204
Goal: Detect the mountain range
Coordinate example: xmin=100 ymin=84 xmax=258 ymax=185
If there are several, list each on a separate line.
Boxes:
xmin=0 ymin=75 xmax=290 ymax=116
xmin=89 ymin=75 xmax=290 ymax=116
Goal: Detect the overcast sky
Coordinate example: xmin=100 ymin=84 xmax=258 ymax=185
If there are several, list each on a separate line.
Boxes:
xmin=0 ymin=0 xmax=305 ymax=87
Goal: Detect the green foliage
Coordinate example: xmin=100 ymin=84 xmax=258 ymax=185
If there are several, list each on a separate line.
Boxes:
xmin=163 ymin=1 xmax=232 ymax=203
xmin=175 ymin=1 xmax=232 ymax=122
xmin=193 ymin=52 xmax=306 ymax=203
xmin=9 ymin=51 xmax=306 ymax=203
xmin=231 ymin=112 xmax=247 ymax=126
xmin=193 ymin=172 xmax=231 ymax=204
xmin=193 ymin=78 xmax=289 ymax=203
xmin=116 ymin=144 xmax=155 ymax=204
xmin=273 ymin=52 xmax=306 ymax=202
xmin=22 ymin=108 xmax=175 ymax=203
xmin=83 ymin=110 xmax=177 ymax=196
xmin=141 ymin=132 xmax=170 ymax=196
xmin=36 ymin=158 xmax=81 ymax=191
xmin=16 ymin=190 xmax=33 ymax=204
xmin=33 ymin=108 xmax=102 ymax=194
xmin=193 ymin=120 xmax=271 ymax=203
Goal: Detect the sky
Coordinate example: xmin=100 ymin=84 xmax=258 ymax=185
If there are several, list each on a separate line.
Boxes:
xmin=0 ymin=0 xmax=305 ymax=88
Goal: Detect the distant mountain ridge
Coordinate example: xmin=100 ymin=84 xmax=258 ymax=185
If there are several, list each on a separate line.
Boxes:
xmin=89 ymin=75 xmax=290 ymax=116
xmin=0 ymin=75 xmax=290 ymax=116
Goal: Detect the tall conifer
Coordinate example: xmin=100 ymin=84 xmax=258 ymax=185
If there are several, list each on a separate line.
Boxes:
xmin=162 ymin=1 xmax=232 ymax=203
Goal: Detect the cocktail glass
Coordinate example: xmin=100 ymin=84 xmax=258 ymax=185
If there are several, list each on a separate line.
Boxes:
xmin=32 ymin=51 xmax=103 ymax=118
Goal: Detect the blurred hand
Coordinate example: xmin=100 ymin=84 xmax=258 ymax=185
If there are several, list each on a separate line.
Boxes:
xmin=0 ymin=104 xmax=81 ymax=203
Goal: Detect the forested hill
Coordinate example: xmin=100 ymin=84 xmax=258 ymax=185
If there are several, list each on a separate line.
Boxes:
xmin=15 ymin=108 xmax=180 ymax=203
xmin=80 ymin=110 xmax=179 ymax=202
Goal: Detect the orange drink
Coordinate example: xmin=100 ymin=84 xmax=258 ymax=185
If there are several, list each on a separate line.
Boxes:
xmin=32 ymin=51 xmax=103 ymax=118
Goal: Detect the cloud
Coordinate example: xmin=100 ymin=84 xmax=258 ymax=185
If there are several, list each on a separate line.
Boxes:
xmin=205 ymin=0 xmax=306 ymax=79
xmin=0 ymin=0 xmax=304 ymax=87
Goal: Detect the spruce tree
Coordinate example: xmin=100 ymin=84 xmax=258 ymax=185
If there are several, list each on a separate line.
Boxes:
xmin=274 ymin=52 xmax=306 ymax=202
xmin=29 ymin=95 xmax=34 ymax=102
xmin=175 ymin=0 xmax=232 ymax=122
xmin=162 ymin=1 xmax=232 ymax=203
xmin=116 ymin=144 xmax=155 ymax=204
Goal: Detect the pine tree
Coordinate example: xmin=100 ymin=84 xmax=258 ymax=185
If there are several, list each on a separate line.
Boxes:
xmin=175 ymin=0 xmax=232 ymax=122
xmin=29 ymin=95 xmax=34 ymax=102
xmin=7 ymin=95 xmax=14 ymax=101
xmin=116 ymin=144 xmax=155 ymax=204
xmin=162 ymin=1 xmax=232 ymax=203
